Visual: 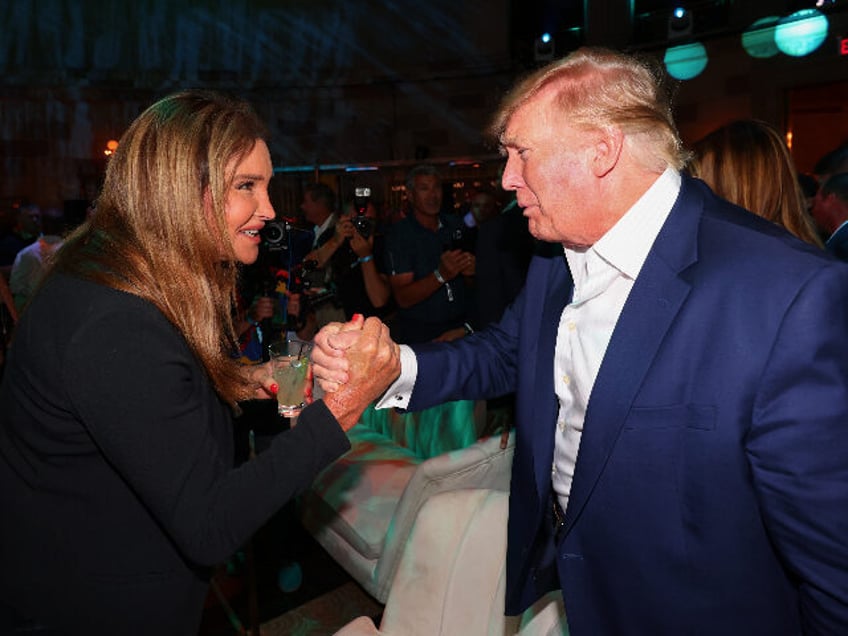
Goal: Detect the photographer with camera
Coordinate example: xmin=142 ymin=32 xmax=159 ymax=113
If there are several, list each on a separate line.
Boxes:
xmin=385 ymin=164 xmax=475 ymax=344
xmin=303 ymin=187 xmax=393 ymax=322
xmin=287 ymin=182 xmax=347 ymax=333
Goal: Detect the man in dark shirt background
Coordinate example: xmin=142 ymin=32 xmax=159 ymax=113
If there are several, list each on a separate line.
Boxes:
xmin=384 ymin=165 xmax=475 ymax=344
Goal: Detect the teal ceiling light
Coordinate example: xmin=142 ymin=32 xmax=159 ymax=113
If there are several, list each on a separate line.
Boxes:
xmin=664 ymin=42 xmax=708 ymax=80
xmin=774 ymin=9 xmax=829 ymax=57
xmin=741 ymin=16 xmax=781 ymax=59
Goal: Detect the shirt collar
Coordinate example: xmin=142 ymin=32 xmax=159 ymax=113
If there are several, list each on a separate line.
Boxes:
xmin=409 ymin=212 xmax=443 ymax=232
xmin=314 ymin=213 xmax=337 ymax=239
xmin=565 ymin=167 xmax=681 ymax=282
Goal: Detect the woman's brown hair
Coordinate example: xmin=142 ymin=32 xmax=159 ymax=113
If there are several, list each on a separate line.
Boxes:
xmin=689 ymin=119 xmax=822 ymax=247
xmin=53 ymin=90 xmax=269 ymax=405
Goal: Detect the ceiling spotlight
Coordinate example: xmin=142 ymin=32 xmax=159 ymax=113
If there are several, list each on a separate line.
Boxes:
xmin=534 ymin=32 xmax=555 ymax=62
xmin=668 ymin=7 xmax=693 ymax=39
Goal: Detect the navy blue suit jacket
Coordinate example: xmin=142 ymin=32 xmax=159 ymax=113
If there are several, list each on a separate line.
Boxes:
xmin=408 ymin=176 xmax=848 ymax=635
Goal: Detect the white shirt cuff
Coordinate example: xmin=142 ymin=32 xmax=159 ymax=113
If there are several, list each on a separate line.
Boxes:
xmin=375 ymin=345 xmax=417 ymax=409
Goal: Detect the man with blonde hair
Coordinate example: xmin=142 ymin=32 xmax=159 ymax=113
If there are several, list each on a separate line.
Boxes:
xmin=314 ymin=47 xmax=848 ymax=634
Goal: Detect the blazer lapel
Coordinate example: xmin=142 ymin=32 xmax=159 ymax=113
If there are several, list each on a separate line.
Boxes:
xmin=529 ymin=253 xmax=574 ymax=497
xmin=561 ymin=178 xmax=702 ymax=534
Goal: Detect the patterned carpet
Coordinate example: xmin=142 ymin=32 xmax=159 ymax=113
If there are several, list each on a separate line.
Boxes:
xmin=261 ymin=582 xmax=383 ymax=636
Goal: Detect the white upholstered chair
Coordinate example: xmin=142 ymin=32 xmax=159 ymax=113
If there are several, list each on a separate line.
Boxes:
xmin=334 ymin=488 xmax=568 ymax=636
xmin=300 ymin=409 xmax=515 ymax=603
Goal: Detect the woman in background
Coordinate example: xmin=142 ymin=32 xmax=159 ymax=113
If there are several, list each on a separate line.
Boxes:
xmin=688 ymin=118 xmax=823 ymax=247
xmin=0 ymin=90 xmax=398 ymax=635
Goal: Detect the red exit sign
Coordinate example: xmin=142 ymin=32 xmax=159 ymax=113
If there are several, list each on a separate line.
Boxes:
xmin=842 ymin=37 xmax=848 ymax=55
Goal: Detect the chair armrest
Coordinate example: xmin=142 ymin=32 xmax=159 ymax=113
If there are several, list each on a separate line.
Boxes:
xmin=370 ymin=432 xmax=515 ymax=600
xmin=334 ymin=615 xmax=382 ymax=635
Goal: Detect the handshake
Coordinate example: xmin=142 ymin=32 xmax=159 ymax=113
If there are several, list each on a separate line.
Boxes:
xmin=313 ymin=314 xmax=401 ymax=431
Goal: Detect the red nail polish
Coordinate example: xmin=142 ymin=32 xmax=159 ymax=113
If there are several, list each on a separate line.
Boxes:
xmin=270 ymin=383 xmax=279 ymax=395
xmin=353 ymin=313 xmax=363 ymax=321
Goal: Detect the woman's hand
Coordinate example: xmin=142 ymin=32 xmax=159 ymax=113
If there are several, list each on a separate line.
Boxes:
xmin=242 ymin=361 xmax=280 ymax=400
xmin=287 ymin=292 xmax=302 ymax=318
xmin=321 ymin=317 xmax=400 ymax=431
xmin=311 ymin=314 xmax=365 ymax=392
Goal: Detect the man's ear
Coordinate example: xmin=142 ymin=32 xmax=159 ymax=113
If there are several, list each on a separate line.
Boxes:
xmin=592 ymin=127 xmax=623 ymax=178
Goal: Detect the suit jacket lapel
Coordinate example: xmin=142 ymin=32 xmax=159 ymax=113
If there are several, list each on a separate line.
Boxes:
xmin=530 ymin=253 xmax=573 ymax=497
xmin=561 ymin=178 xmax=702 ymax=534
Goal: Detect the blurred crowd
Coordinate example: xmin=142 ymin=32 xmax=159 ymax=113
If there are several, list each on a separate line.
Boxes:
xmin=3 ymin=134 xmax=848 ymax=385
xmin=2 ymin=52 xmax=848 ymax=634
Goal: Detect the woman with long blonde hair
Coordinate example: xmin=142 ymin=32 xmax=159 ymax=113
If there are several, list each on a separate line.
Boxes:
xmin=0 ymin=90 xmax=398 ymax=634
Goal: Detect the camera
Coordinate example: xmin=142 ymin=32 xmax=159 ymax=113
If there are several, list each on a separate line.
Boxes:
xmin=260 ymin=220 xmax=289 ymax=251
xmin=352 ymin=186 xmax=373 ymax=239
xmin=448 ymin=227 xmax=475 ymax=253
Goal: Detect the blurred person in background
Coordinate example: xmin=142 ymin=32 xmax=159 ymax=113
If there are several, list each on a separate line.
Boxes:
xmin=688 ymin=118 xmax=822 ymax=247
xmin=813 ymin=140 xmax=848 ymax=186
xmin=0 ymin=276 xmax=16 ymax=380
xmin=307 ymin=196 xmax=392 ymax=321
xmin=9 ymin=207 xmax=67 ymax=312
xmin=384 ymin=164 xmax=475 ymax=343
xmin=0 ymin=203 xmax=42 ymax=278
xmin=811 ymin=172 xmax=848 ymax=261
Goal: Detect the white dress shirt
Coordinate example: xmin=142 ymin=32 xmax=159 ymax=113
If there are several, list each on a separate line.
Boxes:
xmin=313 ymin=213 xmax=337 ymax=247
xmin=378 ymin=169 xmax=682 ymax=516
xmin=552 ymin=168 xmax=680 ymax=513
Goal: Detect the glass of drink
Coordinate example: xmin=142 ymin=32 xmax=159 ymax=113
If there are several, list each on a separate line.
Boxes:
xmin=268 ymin=338 xmax=313 ymax=418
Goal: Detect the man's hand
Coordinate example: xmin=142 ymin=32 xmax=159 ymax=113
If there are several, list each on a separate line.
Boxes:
xmin=439 ymin=249 xmax=474 ymax=281
xmin=349 ymin=228 xmax=374 ymax=258
xmin=335 ymin=213 xmax=356 ymax=242
xmin=322 ymin=317 xmax=401 ymax=431
xmin=249 ymin=296 xmax=275 ymax=322
xmin=312 ymin=314 xmax=366 ymax=392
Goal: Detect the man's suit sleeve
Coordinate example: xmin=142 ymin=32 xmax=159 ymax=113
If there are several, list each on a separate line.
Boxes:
xmin=409 ymin=282 xmax=524 ymax=411
xmin=747 ymin=261 xmax=848 ymax=633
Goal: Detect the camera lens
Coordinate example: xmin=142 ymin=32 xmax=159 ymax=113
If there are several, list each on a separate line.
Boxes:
xmin=261 ymin=221 xmax=286 ymax=246
xmin=353 ymin=215 xmax=373 ymax=239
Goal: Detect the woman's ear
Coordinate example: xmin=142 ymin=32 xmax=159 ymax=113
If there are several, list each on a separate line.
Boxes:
xmin=592 ymin=127 xmax=623 ymax=178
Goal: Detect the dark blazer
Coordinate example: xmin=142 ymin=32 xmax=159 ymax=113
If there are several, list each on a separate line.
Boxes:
xmin=408 ymin=176 xmax=848 ymax=635
xmin=0 ymin=273 xmax=350 ymax=635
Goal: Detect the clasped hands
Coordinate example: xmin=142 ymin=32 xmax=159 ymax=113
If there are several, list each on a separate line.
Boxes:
xmin=313 ymin=314 xmax=401 ymax=430
xmin=241 ymin=315 xmax=398 ymax=430
xmin=439 ymin=249 xmax=475 ymax=280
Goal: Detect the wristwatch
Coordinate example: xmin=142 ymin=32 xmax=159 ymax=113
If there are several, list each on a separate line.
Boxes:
xmin=433 ymin=268 xmax=446 ymax=285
